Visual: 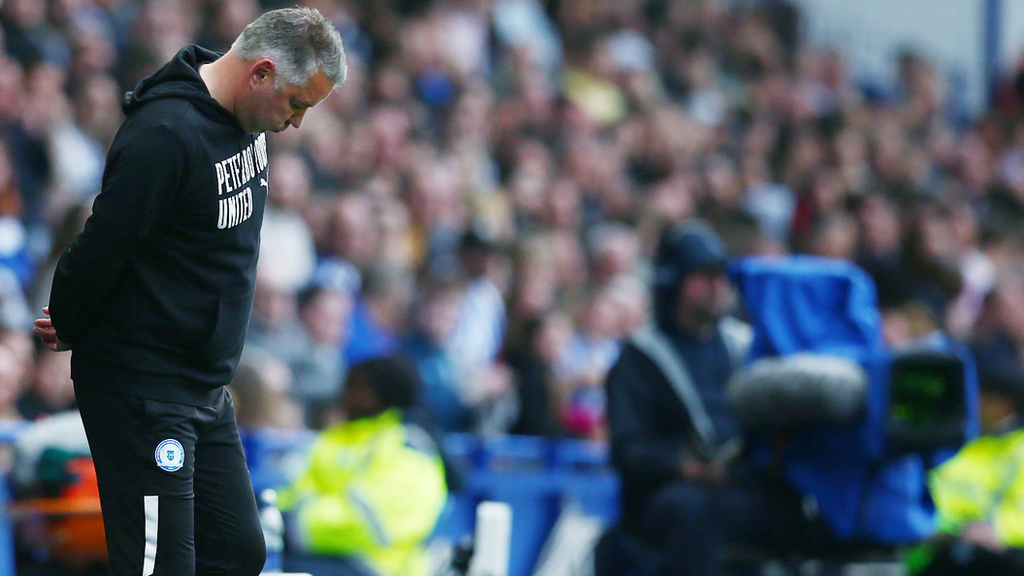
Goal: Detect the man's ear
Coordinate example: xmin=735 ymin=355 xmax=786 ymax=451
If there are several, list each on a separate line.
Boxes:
xmin=249 ymin=58 xmax=275 ymax=88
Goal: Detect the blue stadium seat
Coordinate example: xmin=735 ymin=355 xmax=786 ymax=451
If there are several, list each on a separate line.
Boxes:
xmin=242 ymin=428 xmax=317 ymax=494
xmin=0 ymin=475 xmax=14 ymax=576
xmin=0 ymin=420 xmax=28 ymax=576
xmin=551 ymin=440 xmax=620 ymax=524
xmin=435 ymin=434 xmax=619 ymax=576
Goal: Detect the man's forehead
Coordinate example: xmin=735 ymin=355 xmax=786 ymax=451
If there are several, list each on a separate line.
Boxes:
xmin=288 ymin=70 xmax=334 ymax=107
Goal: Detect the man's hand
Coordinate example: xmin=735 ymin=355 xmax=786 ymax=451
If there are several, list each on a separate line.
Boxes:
xmin=33 ymin=306 xmax=71 ymax=351
xmin=962 ymin=522 xmax=1005 ymax=552
xmin=681 ymin=453 xmax=725 ymax=486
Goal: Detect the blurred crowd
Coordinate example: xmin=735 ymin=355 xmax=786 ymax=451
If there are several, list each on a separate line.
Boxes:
xmin=3 ymin=0 xmax=1024 ymax=442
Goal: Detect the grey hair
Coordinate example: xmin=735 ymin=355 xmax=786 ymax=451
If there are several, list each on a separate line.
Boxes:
xmin=231 ymin=7 xmax=347 ymax=88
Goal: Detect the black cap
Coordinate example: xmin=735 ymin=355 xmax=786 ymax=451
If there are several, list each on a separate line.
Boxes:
xmin=652 ymin=220 xmax=728 ymax=324
xmin=980 ymin=365 xmax=1024 ymax=407
xmin=654 ymin=219 xmax=728 ymax=290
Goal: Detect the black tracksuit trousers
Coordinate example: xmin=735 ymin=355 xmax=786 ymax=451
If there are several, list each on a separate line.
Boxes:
xmin=74 ymin=381 xmax=266 ymax=576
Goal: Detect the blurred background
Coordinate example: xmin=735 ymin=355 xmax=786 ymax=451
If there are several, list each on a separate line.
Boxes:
xmin=3 ymin=0 xmax=1024 ymax=575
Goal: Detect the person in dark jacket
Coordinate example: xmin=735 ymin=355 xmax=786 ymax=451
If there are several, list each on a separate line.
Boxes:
xmin=604 ymin=220 xmax=808 ymax=576
xmin=32 ymin=8 xmax=346 ymax=576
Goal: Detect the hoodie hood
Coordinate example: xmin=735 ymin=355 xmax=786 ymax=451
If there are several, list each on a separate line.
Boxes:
xmin=123 ymin=45 xmax=241 ymax=130
xmin=652 ymin=219 xmax=728 ymax=328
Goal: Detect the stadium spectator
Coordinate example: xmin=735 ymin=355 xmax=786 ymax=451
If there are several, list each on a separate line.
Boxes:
xmin=554 ymin=284 xmax=627 ymax=440
xmin=18 ymin=348 xmax=74 ymax=421
xmin=604 ymin=221 xmax=808 ymax=576
xmin=0 ymin=342 xmax=24 ymax=424
xmin=230 ymin=349 xmax=304 ymax=431
xmin=402 ymin=273 xmax=471 ymax=433
xmin=281 ymin=356 xmax=447 ymax=576
xmin=907 ymin=364 xmax=1024 ymax=576
xmin=345 ymin=263 xmax=413 ymax=366
xmin=291 ymin=281 xmax=354 ymax=428
xmin=247 ymin=261 xmax=307 ymax=360
xmin=504 ymin=309 xmax=572 ymax=437
xmin=260 ymin=150 xmax=318 ymax=293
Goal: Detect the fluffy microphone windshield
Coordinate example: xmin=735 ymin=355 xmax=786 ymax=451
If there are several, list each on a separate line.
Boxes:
xmin=728 ymin=354 xmax=868 ymax=429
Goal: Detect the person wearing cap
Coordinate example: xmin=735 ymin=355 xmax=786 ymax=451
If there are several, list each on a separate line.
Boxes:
xmin=602 ymin=219 xmax=808 ymax=576
xmin=907 ymin=365 xmax=1024 ymax=576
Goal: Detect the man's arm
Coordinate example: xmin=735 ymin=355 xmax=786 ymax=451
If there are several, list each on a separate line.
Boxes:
xmin=605 ymin=346 xmax=690 ymax=488
xmin=46 ymin=125 xmax=189 ymax=346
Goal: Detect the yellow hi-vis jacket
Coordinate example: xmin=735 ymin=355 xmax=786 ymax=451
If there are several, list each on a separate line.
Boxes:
xmin=929 ymin=427 xmax=1024 ymax=547
xmin=281 ymin=409 xmax=448 ymax=576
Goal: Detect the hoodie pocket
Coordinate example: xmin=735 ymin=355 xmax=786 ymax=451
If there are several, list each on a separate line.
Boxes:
xmin=132 ymin=292 xmax=217 ymax=353
xmin=184 ymin=287 xmax=256 ymax=363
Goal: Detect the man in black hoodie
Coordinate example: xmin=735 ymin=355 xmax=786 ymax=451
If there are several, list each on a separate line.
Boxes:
xmin=602 ymin=220 xmax=808 ymax=576
xmin=32 ymin=8 xmax=345 ymax=575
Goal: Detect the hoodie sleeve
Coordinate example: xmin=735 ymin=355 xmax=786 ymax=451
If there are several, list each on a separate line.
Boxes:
xmin=606 ymin=344 xmax=688 ymax=490
xmin=48 ymin=124 xmax=190 ymax=345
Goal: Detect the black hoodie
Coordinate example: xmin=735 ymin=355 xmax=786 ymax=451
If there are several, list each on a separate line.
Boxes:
xmin=49 ymin=46 xmax=270 ymax=405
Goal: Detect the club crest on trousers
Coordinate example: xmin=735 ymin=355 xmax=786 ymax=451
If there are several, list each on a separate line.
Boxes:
xmin=155 ymin=439 xmax=186 ymax=472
